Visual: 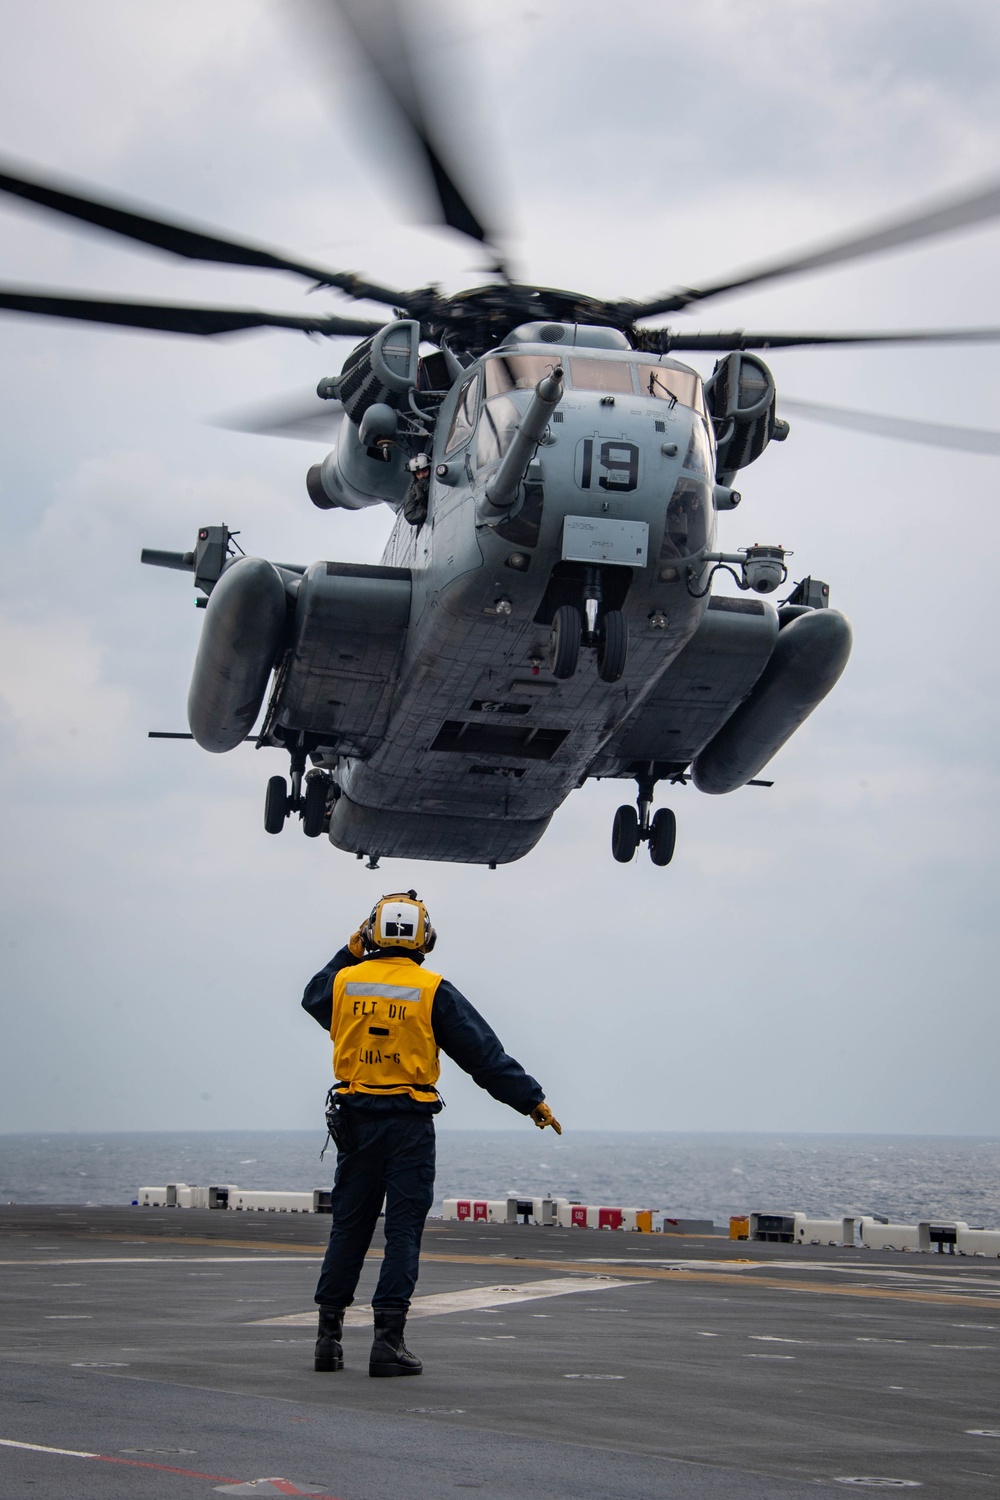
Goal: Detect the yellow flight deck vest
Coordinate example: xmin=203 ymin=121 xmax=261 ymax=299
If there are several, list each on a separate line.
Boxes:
xmin=331 ymin=956 xmax=442 ymax=1103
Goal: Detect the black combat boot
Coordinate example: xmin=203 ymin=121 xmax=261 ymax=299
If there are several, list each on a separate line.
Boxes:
xmin=314 ymin=1305 xmax=345 ymax=1372
xmin=368 ymin=1309 xmax=422 ymax=1377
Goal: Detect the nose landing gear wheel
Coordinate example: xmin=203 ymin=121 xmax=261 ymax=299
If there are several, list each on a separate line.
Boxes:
xmin=612 ymin=804 xmax=640 ymax=862
xmin=264 ymin=774 xmax=290 ymax=834
xmin=648 ymin=807 xmax=677 ymax=866
xmin=549 ymin=604 xmax=582 ymax=679
xmin=597 ymin=609 xmax=628 ymax=683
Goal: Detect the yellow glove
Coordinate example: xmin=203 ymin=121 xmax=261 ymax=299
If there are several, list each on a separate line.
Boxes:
xmin=531 ymin=1102 xmax=562 ymax=1135
xmin=347 ymin=929 xmax=365 ymax=959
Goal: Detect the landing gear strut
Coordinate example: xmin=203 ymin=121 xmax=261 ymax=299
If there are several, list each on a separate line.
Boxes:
xmin=547 ymin=567 xmax=628 ymax=683
xmin=611 ymin=776 xmax=676 ymax=866
xmin=263 ymin=739 xmax=336 ymax=838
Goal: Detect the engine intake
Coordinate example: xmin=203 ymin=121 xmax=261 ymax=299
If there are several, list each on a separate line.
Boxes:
xmin=705 ymin=351 xmax=784 ymax=480
xmin=338 ymin=319 xmax=420 ymax=426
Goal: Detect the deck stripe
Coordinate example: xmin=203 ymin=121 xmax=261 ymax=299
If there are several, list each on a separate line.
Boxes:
xmin=0 ymin=1439 xmax=238 ymax=1480
xmin=8 ymin=1235 xmax=998 ymax=1310
xmin=255 ymin=1274 xmax=637 ymax=1326
xmin=417 ymin=1253 xmax=1000 ymax=1309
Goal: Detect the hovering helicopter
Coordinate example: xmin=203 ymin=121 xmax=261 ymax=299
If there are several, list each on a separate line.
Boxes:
xmin=2 ymin=2 xmax=999 ymax=870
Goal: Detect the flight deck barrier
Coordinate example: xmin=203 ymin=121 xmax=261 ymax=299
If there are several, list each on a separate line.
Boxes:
xmin=132 ymin=1184 xmax=1000 ymax=1254
xmin=793 ymin=1214 xmax=856 ymax=1247
xmin=955 ymin=1224 xmax=1000 ymax=1256
xmin=859 ymin=1217 xmax=922 ymax=1251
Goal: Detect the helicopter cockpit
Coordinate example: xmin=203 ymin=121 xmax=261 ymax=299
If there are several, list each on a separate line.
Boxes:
xmin=457 ymin=346 xmax=708 ymax=474
xmin=479 ymin=349 xmax=705 ymax=413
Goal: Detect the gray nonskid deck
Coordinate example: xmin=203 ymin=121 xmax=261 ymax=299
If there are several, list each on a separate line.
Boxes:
xmin=2 ymin=1207 xmax=999 ymax=1498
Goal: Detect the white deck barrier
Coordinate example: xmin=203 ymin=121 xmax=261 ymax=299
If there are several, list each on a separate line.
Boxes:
xmin=793 ymin=1214 xmax=856 ymax=1247
xmin=955 ymin=1224 xmax=1000 ymax=1257
xmin=859 ymin=1217 xmax=922 ymax=1251
xmin=133 ymin=1184 xmax=1000 ymax=1253
xmin=137 ymin=1186 xmax=170 ymax=1207
xmin=230 ymin=1189 xmax=328 ymax=1213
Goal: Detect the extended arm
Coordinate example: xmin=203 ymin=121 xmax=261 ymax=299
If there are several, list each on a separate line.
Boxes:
xmin=431 ymin=980 xmax=546 ymax=1117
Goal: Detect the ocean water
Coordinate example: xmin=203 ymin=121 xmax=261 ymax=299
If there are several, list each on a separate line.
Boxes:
xmin=2 ymin=1130 xmax=999 ymax=1226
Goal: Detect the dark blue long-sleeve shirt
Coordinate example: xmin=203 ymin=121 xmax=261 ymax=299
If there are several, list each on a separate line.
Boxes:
xmin=302 ymin=946 xmax=544 ymax=1117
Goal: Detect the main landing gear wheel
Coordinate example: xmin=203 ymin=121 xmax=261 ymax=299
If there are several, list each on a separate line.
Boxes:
xmin=612 ymin=773 xmax=678 ymax=866
xmin=611 ymin=804 xmax=640 ymax=862
xmin=549 ymin=604 xmax=582 ymax=679
xmin=597 ymin=609 xmax=628 ymax=683
xmin=264 ymin=774 xmax=289 ymax=834
xmin=302 ymin=775 xmax=328 ymax=838
xmin=648 ymin=807 xmax=677 ymax=866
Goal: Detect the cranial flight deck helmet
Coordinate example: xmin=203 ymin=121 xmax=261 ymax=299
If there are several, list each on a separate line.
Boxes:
xmin=361 ymin=890 xmax=436 ymax=954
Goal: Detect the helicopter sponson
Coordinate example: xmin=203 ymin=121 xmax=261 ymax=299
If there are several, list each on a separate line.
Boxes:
xmin=173 ymin=320 xmax=851 ymax=868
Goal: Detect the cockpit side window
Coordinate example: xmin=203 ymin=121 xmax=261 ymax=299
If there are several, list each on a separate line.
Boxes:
xmin=444 ymin=372 xmax=482 ymax=455
xmin=476 ymin=394 xmax=520 ymax=470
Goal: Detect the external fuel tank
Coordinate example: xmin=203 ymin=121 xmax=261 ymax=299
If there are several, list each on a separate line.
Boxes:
xmin=187 ymin=556 xmax=287 ymax=752
xmin=692 ymin=608 xmax=852 ymax=794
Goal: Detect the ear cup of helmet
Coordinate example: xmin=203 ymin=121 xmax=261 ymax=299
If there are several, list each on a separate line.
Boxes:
xmin=359 ymin=906 xmax=379 ymax=953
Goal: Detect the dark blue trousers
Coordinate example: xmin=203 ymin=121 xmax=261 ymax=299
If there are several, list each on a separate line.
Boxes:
xmin=314 ymin=1110 xmax=436 ymax=1312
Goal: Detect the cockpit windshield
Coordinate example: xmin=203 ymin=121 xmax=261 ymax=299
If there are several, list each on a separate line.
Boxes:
xmin=482 ymin=351 xmax=704 ymax=413
xmin=635 ymin=362 xmax=705 ymax=414
xmin=567 ymin=357 xmax=633 ymax=394
xmin=483 ymin=354 xmax=564 ymax=397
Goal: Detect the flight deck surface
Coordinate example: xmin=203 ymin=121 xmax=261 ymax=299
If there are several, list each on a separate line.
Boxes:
xmin=1 ymin=1206 xmax=998 ymax=1497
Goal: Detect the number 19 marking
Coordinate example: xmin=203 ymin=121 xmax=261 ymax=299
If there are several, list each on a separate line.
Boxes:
xmin=578 ymin=438 xmax=640 ymax=492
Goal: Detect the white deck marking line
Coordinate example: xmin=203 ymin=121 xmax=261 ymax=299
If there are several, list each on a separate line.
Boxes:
xmin=0 ymin=1436 xmax=241 ymax=1482
xmin=2 ymin=1256 xmax=321 ymax=1267
xmin=255 ymin=1275 xmax=641 ymax=1327
xmin=572 ymin=1257 xmax=762 ymax=1268
xmin=761 ymin=1261 xmax=1000 ymax=1288
xmin=573 ymin=1256 xmax=1000 ymax=1289
xmin=0 ymin=1439 xmax=98 ymax=1458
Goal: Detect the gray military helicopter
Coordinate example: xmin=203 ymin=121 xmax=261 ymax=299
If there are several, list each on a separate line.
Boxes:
xmin=2 ymin=2 xmax=999 ymax=869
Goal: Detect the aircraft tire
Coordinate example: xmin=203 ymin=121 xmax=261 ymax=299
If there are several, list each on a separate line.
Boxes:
xmin=611 ymin=805 xmax=639 ymax=862
xmin=549 ymin=604 xmax=582 ymax=679
xmin=597 ymin=610 xmax=628 ymax=683
xmin=302 ymin=775 xmax=328 ymax=838
xmin=648 ymin=807 xmax=676 ymax=866
xmin=264 ymin=775 xmax=289 ymax=835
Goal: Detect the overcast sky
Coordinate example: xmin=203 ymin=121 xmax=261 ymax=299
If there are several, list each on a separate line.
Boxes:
xmin=0 ymin=0 xmax=998 ymax=1138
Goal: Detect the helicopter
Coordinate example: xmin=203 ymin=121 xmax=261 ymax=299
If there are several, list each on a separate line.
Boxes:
xmin=2 ymin=2 xmax=999 ymax=871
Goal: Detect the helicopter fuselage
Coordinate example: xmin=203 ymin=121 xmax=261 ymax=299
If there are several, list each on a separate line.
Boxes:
xmin=314 ymin=342 xmax=716 ymax=862
xmin=179 ymin=329 xmax=849 ymax=866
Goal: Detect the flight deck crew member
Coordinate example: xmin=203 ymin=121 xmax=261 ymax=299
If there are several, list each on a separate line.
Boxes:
xmin=301 ymin=890 xmax=561 ymax=1378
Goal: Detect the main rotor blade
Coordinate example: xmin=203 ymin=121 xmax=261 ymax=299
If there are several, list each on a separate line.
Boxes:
xmin=328 ymin=0 xmax=497 ymax=251
xmin=0 ymin=287 xmax=385 ymax=338
xmin=639 ymin=327 xmax=1000 ymax=352
xmin=213 ymin=393 xmax=347 ymax=442
xmin=625 ymin=175 xmax=1000 ymax=318
xmin=0 ymin=157 xmax=406 ymax=307
xmin=778 ymin=395 xmax=1000 ymax=456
